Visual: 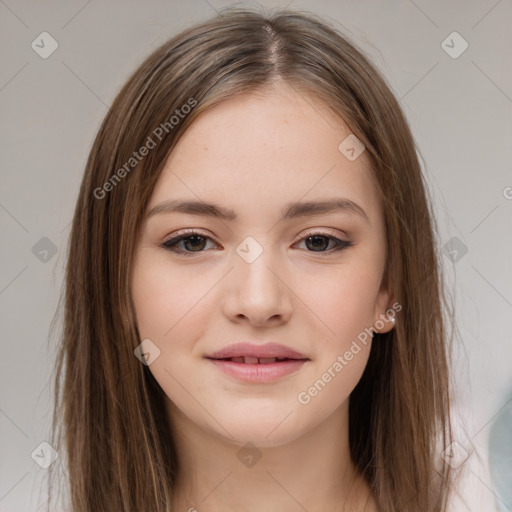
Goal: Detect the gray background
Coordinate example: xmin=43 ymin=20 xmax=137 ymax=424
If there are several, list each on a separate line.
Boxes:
xmin=1 ymin=1 xmax=511 ymax=510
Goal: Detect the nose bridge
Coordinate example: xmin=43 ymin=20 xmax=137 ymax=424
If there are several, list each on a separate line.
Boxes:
xmin=224 ymin=234 xmax=293 ymax=324
xmin=236 ymin=234 xmax=282 ymax=297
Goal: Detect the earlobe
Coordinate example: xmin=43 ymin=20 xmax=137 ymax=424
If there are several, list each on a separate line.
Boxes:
xmin=372 ymin=307 xmax=396 ymax=334
xmin=373 ymin=289 xmax=398 ymax=334
xmin=380 ymin=314 xmax=396 ymax=333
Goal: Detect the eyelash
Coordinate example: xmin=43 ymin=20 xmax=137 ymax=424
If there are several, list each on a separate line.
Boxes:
xmin=161 ymin=229 xmax=353 ymax=257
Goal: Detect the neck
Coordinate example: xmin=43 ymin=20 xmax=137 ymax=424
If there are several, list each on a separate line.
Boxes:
xmin=167 ymin=400 xmax=377 ymax=512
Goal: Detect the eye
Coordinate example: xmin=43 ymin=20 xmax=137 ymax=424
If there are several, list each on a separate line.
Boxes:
xmin=162 ymin=230 xmax=218 ymax=256
xmin=295 ymin=230 xmax=353 ymax=254
xmin=161 ymin=229 xmax=353 ymax=257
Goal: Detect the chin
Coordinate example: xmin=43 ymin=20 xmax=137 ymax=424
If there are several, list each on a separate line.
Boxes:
xmin=208 ymin=406 xmax=312 ymax=449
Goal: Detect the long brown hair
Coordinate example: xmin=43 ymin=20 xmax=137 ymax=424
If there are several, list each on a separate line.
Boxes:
xmin=49 ymin=7 xmax=455 ymax=511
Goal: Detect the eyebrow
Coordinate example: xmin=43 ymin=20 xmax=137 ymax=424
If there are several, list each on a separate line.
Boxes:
xmin=147 ymin=198 xmax=369 ymax=223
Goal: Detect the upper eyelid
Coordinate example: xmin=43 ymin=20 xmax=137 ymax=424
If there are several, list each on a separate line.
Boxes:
xmin=162 ymin=229 xmax=211 ymax=242
xmin=163 ymin=228 xmax=347 ymax=241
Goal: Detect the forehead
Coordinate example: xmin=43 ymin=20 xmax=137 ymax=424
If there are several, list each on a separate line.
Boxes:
xmin=149 ymin=83 xmax=382 ymax=225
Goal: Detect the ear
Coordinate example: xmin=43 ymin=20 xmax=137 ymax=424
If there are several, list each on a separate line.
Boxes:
xmin=372 ymin=269 xmax=397 ymax=334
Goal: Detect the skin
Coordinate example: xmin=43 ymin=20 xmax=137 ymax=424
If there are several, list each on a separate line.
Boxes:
xmin=131 ymin=80 xmax=394 ymax=511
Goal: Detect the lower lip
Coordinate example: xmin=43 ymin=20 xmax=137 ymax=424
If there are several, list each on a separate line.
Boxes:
xmin=207 ymin=358 xmax=308 ymax=382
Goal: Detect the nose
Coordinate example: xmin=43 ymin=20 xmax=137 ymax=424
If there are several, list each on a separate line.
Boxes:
xmin=222 ymin=246 xmax=294 ymax=327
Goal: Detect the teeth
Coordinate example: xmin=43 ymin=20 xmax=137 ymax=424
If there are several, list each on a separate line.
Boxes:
xmin=226 ymin=356 xmax=284 ymax=364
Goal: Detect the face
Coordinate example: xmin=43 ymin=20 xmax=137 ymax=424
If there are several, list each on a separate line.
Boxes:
xmin=131 ymin=81 xmax=394 ymax=448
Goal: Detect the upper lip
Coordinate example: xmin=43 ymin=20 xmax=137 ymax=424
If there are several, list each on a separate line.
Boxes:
xmin=206 ymin=342 xmax=309 ymax=360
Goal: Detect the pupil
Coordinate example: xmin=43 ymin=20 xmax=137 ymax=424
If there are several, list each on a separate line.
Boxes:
xmin=185 ymin=235 xmax=206 ymax=251
xmin=307 ymin=235 xmax=328 ymax=251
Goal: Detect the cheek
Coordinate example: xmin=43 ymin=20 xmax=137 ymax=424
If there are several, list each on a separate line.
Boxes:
xmin=299 ymin=260 xmax=384 ymax=353
xmin=131 ymin=253 xmax=215 ymax=417
xmin=294 ymin=271 xmax=377 ymax=418
xmin=131 ymin=252 xmax=214 ymax=342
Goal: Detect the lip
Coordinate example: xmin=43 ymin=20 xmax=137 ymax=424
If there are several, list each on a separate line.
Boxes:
xmin=207 ymin=342 xmax=308 ymax=360
xmin=205 ymin=342 xmax=309 ymax=383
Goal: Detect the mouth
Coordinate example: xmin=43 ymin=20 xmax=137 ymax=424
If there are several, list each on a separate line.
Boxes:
xmin=206 ymin=341 xmax=309 ymax=361
xmin=205 ymin=342 xmax=310 ymax=382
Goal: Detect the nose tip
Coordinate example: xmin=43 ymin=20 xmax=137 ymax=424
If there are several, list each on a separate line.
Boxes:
xmin=234 ymin=306 xmax=286 ymax=327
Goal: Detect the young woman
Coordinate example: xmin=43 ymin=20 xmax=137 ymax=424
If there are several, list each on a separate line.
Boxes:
xmin=50 ymin=8 xmax=455 ymax=511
